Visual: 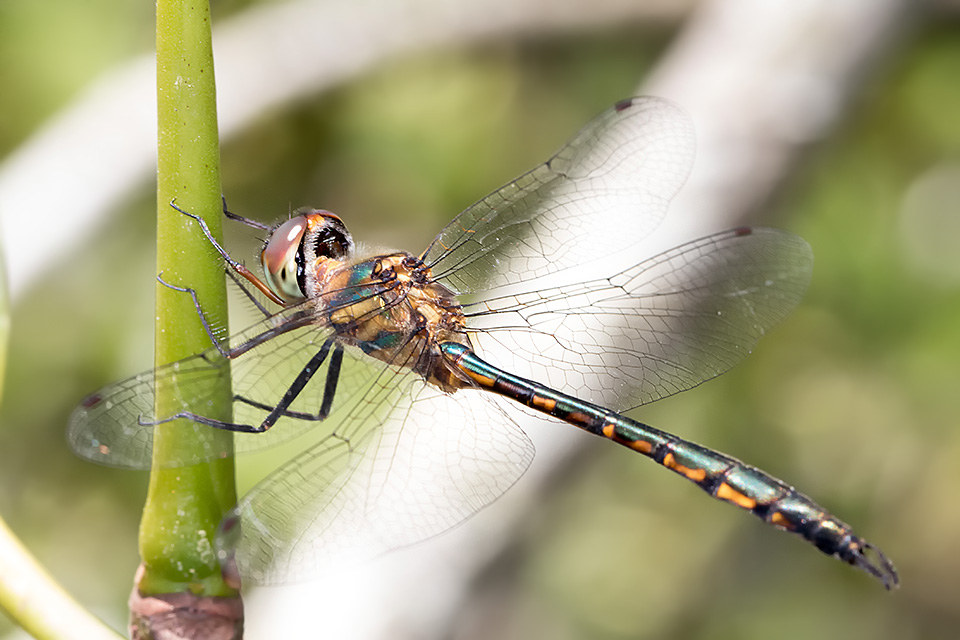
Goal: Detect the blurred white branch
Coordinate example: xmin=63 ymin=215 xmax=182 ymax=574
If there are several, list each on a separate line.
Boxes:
xmin=0 ymin=0 xmax=692 ymax=299
xmin=647 ymin=0 xmax=913 ymax=240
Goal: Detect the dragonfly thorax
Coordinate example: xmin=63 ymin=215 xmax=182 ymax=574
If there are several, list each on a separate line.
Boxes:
xmin=317 ymin=252 xmax=472 ymax=392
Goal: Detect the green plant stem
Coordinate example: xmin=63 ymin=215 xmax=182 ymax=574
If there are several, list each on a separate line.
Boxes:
xmin=138 ymin=0 xmax=237 ymax=597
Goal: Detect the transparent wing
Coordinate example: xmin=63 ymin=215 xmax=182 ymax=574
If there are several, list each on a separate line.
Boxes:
xmin=464 ymin=228 xmax=813 ymax=411
xmin=218 ymin=351 xmax=535 ymax=584
xmin=423 ymin=97 xmax=695 ymax=296
xmin=68 ymin=299 xmax=385 ymax=469
xmin=69 ymin=96 xmax=811 ymax=587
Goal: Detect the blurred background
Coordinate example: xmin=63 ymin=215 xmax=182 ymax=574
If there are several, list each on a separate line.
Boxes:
xmin=0 ymin=0 xmax=958 ymax=638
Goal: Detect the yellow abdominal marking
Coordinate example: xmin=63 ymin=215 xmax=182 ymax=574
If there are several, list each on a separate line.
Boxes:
xmin=770 ymin=511 xmax=791 ymax=528
xmin=530 ymin=395 xmax=557 ymax=411
xmin=716 ymin=482 xmax=757 ymax=509
xmin=602 ymin=424 xmax=656 ymax=454
xmin=630 ymin=439 xmax=653 ymax=454
xmin=464 ymin=369 xmax=496 ymax=387
xmin=662 ymin=452 xmax=707 ymax=482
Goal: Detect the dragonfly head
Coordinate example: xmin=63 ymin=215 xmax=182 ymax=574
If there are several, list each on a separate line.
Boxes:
xmin=261 ymin=209 xmax=354 ymax=303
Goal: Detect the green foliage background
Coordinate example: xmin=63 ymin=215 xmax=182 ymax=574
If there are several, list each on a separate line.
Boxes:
xmin=0 ymin=2 xmax=958 ymax=637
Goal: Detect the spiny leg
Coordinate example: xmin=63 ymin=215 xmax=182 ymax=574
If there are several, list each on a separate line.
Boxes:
xmin=169 ymin=199 xmax=242 ymax=270
xmin=259 ymin=339 xmax=340 ymax=429
xmin=156 ymin=271 xmax=230 ymax=358
xmin=233 ymin=341 xmax=344 ymax=427
xmin=220 ymin=195 xmax=270 ymax=231
xmin=141 ymin=338 xmax=341 ymax=434
xmin=168 ymin=198 xmax=286 ymax=305
xmin=319 ymin=341 xmax=343 ymax=418
xmin=149 ymin=263 xmax=335 ymax=434
xmin=157 ymin=266 xmax=294 ymax=354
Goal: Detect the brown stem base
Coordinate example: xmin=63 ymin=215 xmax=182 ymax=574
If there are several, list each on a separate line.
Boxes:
xmin=129 ymin=568 xmax=243 ymax=640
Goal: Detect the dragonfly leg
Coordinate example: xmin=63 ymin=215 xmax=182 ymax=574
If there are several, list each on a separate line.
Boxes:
xmin=139 ymin=409 xmax=267 ymax=433
xmin=169 ymin=199 xmax=240 ymax=268
xmin=138 ymin=340 xmax=341 ymax=434
xmin=156 ymin=271 xmax=229 ymax=358
xmin=169 ymin=199 xmax=287 ymax=306
xmin=318 ymin=340 xmax=343 ymax=418
xmin=220 ymin=195 xmax=270 ymax=231
xmin=237 ymin=339 xmax=343 ymax=430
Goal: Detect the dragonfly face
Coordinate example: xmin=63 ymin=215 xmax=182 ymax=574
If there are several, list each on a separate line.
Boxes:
xmin=69 ymin=97 xmax=897 ymax=588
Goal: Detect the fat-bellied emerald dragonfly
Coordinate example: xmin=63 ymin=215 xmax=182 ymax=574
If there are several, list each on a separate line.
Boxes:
xmin=68 ymin=97 xmax=898 ymax=589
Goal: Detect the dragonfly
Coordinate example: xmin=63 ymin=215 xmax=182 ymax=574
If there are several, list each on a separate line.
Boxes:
xmin=69 ymin=97 xmax=898 ymax=589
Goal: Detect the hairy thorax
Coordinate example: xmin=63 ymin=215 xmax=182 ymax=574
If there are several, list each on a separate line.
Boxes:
xmin=307 ymin=252 xmax=472 ymax=391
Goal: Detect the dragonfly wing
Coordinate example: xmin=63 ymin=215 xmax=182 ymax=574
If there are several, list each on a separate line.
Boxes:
xmin=464 ymin=228 xmax=813 ymax=411
xmin=218 ymin=358 xmax=535 ymax=584
xmin=67 ymin=344 xmax=245 ymax=469
xmin=68 ymin=300 xmax=370 ymax=469
xmin=423 ymin=97 xmax=695 ymax=296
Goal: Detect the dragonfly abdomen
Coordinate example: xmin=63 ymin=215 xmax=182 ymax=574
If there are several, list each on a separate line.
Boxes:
xmin=441 ymin=341 xmax=898 ymax=589
xmin=603 ymin=421 xmax=894 ymax=580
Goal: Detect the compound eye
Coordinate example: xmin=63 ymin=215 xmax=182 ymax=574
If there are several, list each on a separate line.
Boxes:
xmin=261 ymin=216 xmax=307 ymax=303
